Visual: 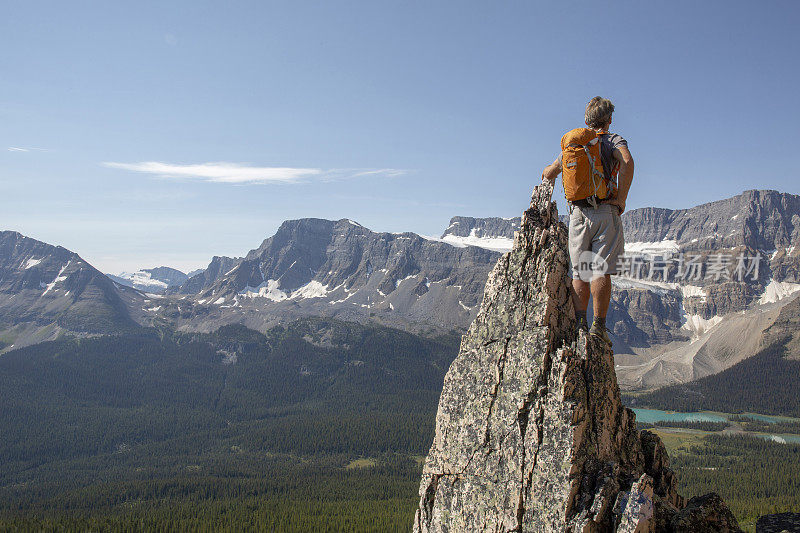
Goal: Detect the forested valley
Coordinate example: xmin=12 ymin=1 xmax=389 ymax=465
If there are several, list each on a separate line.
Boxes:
xmin=1 ymin=319 xmax=799 ymax=531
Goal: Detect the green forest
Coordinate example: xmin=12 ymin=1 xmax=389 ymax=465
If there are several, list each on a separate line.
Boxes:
xmin=0 ymin=319 xmax=454 ymax=531
xmin=1 ymin=319 xmax=799 ymax=531
xmin=671 ymin=435 xmax=800 ymax=529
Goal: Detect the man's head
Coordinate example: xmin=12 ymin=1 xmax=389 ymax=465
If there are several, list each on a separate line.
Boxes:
xmin=585 ymin=96 xmax=614 ymax=130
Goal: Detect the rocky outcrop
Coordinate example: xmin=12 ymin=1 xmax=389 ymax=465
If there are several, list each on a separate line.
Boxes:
xmin=413 ymin=182 xmax=741 ymax=532
xmin=756 ymin=512 xmax=800 ymax=532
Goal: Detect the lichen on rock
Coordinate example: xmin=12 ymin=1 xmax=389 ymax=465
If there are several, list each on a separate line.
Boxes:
xmin=413 ymin=181 xmax=742 ymax=533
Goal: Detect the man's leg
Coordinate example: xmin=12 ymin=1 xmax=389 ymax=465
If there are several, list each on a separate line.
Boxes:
xmin=571 ymin=278 xmax=591 ymax=331
xmin=590 ymin=274 xmax=612 ymax=318
xmin=589 ymin=274 xmax=612 ymax=343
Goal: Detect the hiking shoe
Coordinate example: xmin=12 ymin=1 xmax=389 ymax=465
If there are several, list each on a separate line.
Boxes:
xmin=576 ymin=315 xmax=589 ymax=334
xmin=589 ymin=322 xmax=612 ymax=346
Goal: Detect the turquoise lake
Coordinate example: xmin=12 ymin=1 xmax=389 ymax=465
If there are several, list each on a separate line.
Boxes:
xmin=632 ymin=409 xmax=728 ymax=424
xmin=632 ymin=408 xmax=800 ymax=425
xmin=632 ymin=409 xmax=800 ymax=444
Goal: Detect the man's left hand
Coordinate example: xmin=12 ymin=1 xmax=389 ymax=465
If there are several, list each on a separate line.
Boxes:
xmin=606 ymin=198 xmax=625 ymax=215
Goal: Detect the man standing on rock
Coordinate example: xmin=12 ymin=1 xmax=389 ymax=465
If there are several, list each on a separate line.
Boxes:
xmin=541 ymin=96 xmax=634 ymax=343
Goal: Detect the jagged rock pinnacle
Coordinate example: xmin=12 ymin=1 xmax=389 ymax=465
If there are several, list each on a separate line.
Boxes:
xmin=413 ymin=182 xmax=742 ymax=532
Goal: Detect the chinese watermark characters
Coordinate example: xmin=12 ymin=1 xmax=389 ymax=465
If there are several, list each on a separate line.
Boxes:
xmin=616 ymin=252 xmax=762 ymax=282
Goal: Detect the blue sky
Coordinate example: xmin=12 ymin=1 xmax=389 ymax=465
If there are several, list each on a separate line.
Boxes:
xmin=2 ymin=1 xmax=799 ymax=273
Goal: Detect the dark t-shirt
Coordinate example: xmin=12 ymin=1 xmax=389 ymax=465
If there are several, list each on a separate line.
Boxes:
xmin=598 ymin=132 xmax=628 ymax=188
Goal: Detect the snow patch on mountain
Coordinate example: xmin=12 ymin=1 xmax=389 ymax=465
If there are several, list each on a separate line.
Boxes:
xmin=437 ymin=229 xmax=514 ymax=252
xmin=291 ymin=280 xmax=329 ymax=299
xmin=682 ymin=314 xmax=723 ymax=338
xmin=624 ymin=240 xmax=680 ymax=256
xmin=42 ymin=261 xmax=71 ymax=296
xmin=395 ymin=274 xmax=417 ymax=287
xmin=679 ymin=284 xmax=707 ymax=301
xmin=239 ymin=279 xmax=288 ymax=301
xmin=612 ymin=276 xmax=679 ymax=295
xmin=612 ymin=278 xmax=707 ymax=302
xmin=114 ymin=271 xmax=169 ymax=291
xmin=758 ymin=279 xmax=800 ymax=305
xmin=24 ymin=257 xmax=43 ymax=269
xmin=238 ymin=279 xmax=330 ymax=301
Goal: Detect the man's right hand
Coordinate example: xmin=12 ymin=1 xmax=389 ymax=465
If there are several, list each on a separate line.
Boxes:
xmin=542 ymin=157 xmax=561 ymax=183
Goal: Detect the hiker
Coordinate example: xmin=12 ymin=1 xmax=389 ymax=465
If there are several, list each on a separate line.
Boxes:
xmin=541 ymin=96 xmax=634 ymax=343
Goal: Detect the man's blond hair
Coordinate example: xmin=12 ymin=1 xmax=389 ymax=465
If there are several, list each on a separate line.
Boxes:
xmin=585 ymin=97 xmax=614 ymax=129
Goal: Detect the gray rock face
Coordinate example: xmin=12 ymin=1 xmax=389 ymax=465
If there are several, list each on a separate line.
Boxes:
xmin=413 ymin=182 xmax=741 ymax=532
xmin=603 ymin=190 xmax=800 ymax=388
xmin=171 ymin=255 xmax=241 ymax=295
xmin=622 ymin=190 xmax=800 ymax=250
xmin=609 ymin=288 xmax=688 ymax=348
xmin=165 ymin=218 xmax=501 ymax=333
xmin=770 ymin=247 xmax=800 ymax=283
xmin=442 ymin=216 xmax=521 ymax=239
xmin=0 ymin=231 xmax=139 ymax=350
xmin=614 ymin=189 xmax=800 ymax=322
xmin=144 ymin=266 xmax=189 ymax=287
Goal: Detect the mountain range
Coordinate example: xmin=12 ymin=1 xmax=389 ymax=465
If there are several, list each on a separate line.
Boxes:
xmin=2 ymin=189 xmax=800 ymax=393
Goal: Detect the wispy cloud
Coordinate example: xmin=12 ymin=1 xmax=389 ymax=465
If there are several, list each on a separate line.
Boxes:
xmin=8 ymin=146 xmax=48 ymax=152
xmin=316 ymin=168 xmax=410 ymax=182
xmin=103 ymin=161 xmax=321 ymax=184
xmin=344 ymin=168 xmax=408 ymax=179
xmin=103 ymin=161 xmax=407 ymax=184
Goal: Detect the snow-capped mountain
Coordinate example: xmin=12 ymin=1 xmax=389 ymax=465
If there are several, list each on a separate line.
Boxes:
xmin=622 ymin=189 xmax=800 ymax=251
xmin=148 ymin=218 xmax=500 ymax=333
xmin=609 ymin=189 xmax=800 ymax=389
xmin=108 ymin=266 xmax=189 ymax=293
xmin=438 ymin=216 xmax=519 ymax=252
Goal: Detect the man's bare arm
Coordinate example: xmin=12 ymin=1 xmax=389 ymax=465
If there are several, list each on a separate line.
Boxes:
xmin=608 ymin=146 xmax=633 ymax=214
xmin=542 ymin=157 xmax=561 ymax=183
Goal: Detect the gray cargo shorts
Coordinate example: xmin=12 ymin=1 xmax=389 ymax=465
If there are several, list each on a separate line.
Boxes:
xmin=568 ymin=203 xmax=624 ymax=280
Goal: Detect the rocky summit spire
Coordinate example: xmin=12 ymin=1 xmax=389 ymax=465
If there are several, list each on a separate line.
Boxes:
xmin=413 ymin=182 xmax=742 ymax=532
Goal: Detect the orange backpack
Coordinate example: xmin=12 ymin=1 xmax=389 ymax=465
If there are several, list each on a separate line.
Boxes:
xmin=560 ymin=128 xmax=614 ymax=203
